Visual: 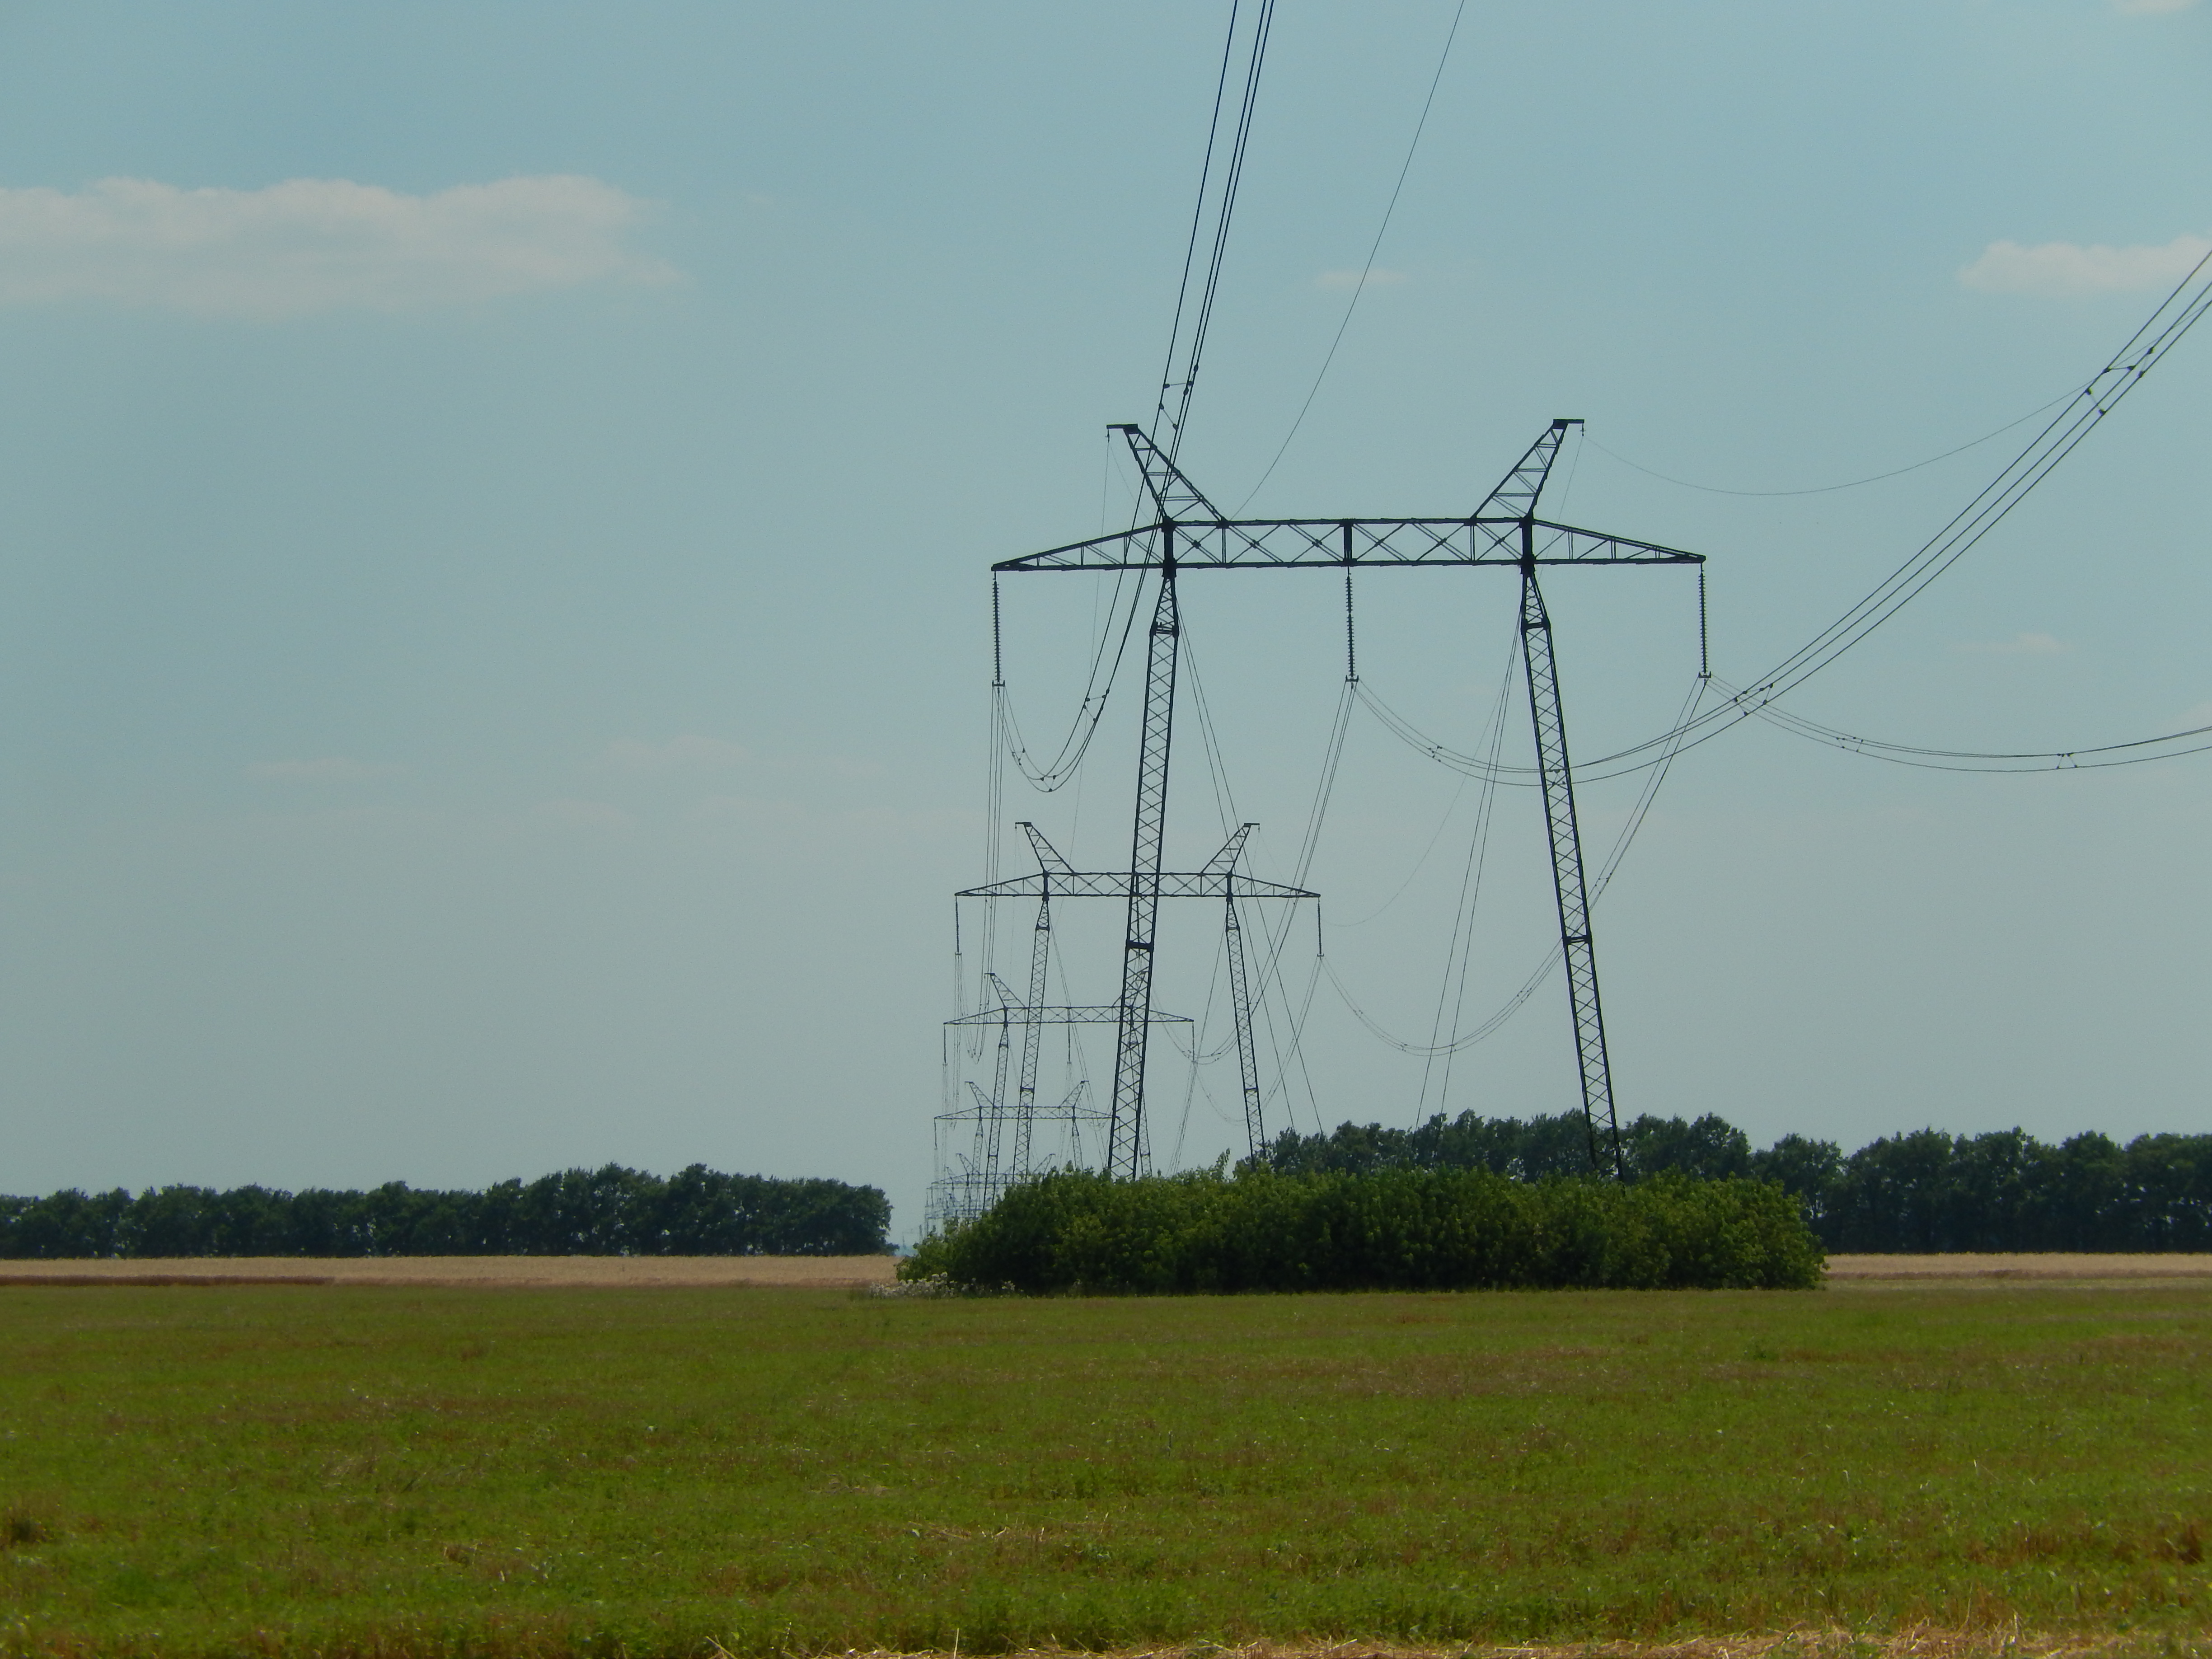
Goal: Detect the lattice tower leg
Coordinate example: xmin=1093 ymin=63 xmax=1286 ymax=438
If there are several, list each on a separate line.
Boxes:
xmin=1012 ymin=895 xmax=1050 ymax=1179
xmin=1517 ymin=564 xmax=1625 ymax=1178
xmin=1223 ymin=893 xmax=1266 ymax=1163
xmin=1107 ymin=564 xmax=1181 ymax=1180
xmin=979 ymin=1003 xmax=1015 ymax=1205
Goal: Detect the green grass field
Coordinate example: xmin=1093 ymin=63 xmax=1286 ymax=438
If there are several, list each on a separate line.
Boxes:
xmin=2 ymin=1280 xmax=2207 ymax=1657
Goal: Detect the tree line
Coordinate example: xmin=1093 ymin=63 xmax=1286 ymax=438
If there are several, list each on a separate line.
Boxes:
xmin=1256 ymin=1112 xmax=2212 ymax=1253
xmin=0 ymin=1164 xmax=891 ymax=1258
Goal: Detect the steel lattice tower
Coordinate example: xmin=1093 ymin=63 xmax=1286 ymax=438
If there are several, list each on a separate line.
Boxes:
xmin=984 ymin=419 xmax=1704 ymax=1179
xmin=936 ymin=820 xmax=1314 ymax=1220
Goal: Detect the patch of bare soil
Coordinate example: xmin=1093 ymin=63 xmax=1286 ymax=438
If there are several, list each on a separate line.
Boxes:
xmin=1827 ymin=1252 xmax=2212 ymax=1285
xmin=0 ymin=1254 xmax=899 ymax=1289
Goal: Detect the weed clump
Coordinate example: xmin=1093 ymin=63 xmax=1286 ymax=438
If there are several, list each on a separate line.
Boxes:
xmin=2 ymin=1509 xmax=52 ymax=1547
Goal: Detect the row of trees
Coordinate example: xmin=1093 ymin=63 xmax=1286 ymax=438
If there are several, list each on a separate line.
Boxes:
xmin=0 ymin=1164 xmax=892 ymax=1259
xmin=1257 ymin=1113 xmax=2212 ymax=1253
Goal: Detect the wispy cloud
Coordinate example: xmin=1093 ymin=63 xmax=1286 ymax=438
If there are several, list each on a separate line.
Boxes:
xmin=246 ymin=757 xmax=403 ymax=782
xmin=603 ymin=735 xmax=750 ymax=773
xmin=533 ymin=797 xmax=635 ymax=831
xmin=692 ymin=794 xmax=974 ymax=843
xmin=0 ymin=175 xmax=679 ymax=318
xmin=1959 ymin=231 xmax=2210 ymax=297
xmin=1315 ymin=267 xmax=1407 ymax=291
xmin=1956 ymin=632 xmax=2070 ymax=656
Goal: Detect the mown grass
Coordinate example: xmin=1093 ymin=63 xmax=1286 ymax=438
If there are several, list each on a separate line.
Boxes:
xmin=0 ymin=1281 xmax=2206 ymax=1657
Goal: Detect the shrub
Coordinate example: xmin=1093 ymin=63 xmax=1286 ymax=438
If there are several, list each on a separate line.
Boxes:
xmin=903 ymin=1166 xmax=1822 ymax=1293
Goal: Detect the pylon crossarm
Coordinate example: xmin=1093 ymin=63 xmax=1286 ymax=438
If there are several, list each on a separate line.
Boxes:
xmin=945 ymin=1006 xmax=1194 ymax=1027
xmin=1526 ymin=522 xmax=1701 ymax=565
xmin=994 ymin=517 xmax=1700 ymax=572
xmin=956 ymin=871 xmax=1314 ymax=900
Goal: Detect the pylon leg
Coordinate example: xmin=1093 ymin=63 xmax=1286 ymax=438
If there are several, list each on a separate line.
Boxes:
xmin=1107 ymin=563 xmax=1181 ymax=1179
xmin=1518 ymin=565 xmax=1624 ymax=1177
xmin=1223 ymin=893 xmax=1265 ymax=1163
xmin=1011 ymin=895 xmax=1050 ymax=1180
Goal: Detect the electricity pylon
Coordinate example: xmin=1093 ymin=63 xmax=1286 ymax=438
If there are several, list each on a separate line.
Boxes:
xmin=993 ymin=421 xmax=1704 ymax=1177
xmin=949 ymin=821 xmax=1314 ymax=1197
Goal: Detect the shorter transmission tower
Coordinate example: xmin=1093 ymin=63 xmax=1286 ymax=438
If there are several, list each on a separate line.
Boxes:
xmin=931 ymin=821 xmax=1314 ymax=1225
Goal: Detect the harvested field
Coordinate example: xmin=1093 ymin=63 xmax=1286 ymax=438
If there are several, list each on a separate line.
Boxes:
xmin=1826 ymin=1252 xmax=2212 ymax=1284
xmin=0 ymin=1252 xmax=897 ymax=1288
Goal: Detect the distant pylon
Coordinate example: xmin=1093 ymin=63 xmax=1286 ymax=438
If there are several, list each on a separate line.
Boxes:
xmin=934 ymin=822 xmax=1313 ymax=1215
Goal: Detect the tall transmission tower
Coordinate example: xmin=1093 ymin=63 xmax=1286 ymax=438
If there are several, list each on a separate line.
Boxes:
xmin=991 ymin=419 xmax=1705 ymax=1178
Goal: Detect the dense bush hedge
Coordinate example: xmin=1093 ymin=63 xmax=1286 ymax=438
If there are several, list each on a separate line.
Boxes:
xmin=903 ymin=1166 xmax=1823 ymax=1293
xmin=1260 ymin=1111 xmax=2212 ymax=1253
xmin=0 ymin=1164 xmax=891 ymax=1259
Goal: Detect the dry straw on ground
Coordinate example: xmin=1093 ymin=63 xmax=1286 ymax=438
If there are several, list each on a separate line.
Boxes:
xmin=1 ymin=1253 xmax=2207 ymax=1290
xmin=0 ymin=1253 xmax=899 ymax=1288
xmin=1823 ymin=1253 xmax=2212 ymax=1284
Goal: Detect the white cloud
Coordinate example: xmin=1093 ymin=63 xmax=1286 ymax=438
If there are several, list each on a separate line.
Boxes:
xmin=1316 ymin=267 xmax=1407 ymax=291
xmin=1956 ymin=632 xmax=2071 ymax=656
xmin=0 ymin=175 xmax=679 ymax=318
xmin=603 ymin=735 xmax=750 ymax=773
xmin=2113 ymin=0 xmax=2198 ymax=14
xmin=1959 ymin=231 xmax=2211 ymax=297
xmin=246 ymin=757 xmax=402 ymax=782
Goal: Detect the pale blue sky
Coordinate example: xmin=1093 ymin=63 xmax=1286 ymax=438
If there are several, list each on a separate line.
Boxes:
xmin=0 ymin=2 xmax=2206 ymax=1237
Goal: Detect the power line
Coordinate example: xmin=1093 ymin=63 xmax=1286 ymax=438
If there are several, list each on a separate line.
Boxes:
xmin=1350 ymin=245 xmax=2212 ymax=787
xmin=996 ymin=567 xmax=1152 ymax=792
xmin=1155 ymin=0 xmax=1278 ymax=464
xmin=965 ymin=27 xmax=2212 ymax=1193
xmin=1324 ymin=674 xmax=1708 ymax=1060
xmin=1235 ymin=0 xmax=1470 ymax=514
xmin=1581 ymin=386 xmax=2080 ymax=498
xmin=1718 ymin=674 xmax=2212 ymax=773
xmin=997 ymin=0 xmax=1281 ymax=800
xmin=1648 ymin=245 xmax=2212 ymax=762
xmin=1418 ymin=628 xmax=1517 ymax=1117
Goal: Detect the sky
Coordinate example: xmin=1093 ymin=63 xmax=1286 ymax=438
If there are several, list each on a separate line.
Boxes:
xmin=0 ymin=1 xmax=2206 ymax=1241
